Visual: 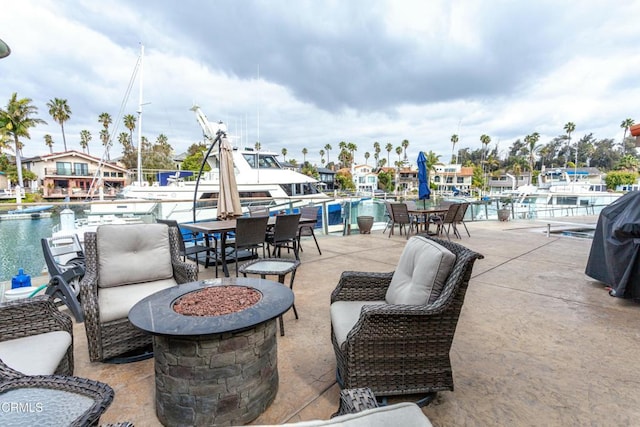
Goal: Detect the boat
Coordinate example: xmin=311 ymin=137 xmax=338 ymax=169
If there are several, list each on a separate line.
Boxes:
xmin=0 ymin=205 xmax=54 ymax=221
xmin=7 ymin=205 xmax=53 ymax=214
xmin=494 ymin=169 xmax=622 ymax=219
xmin=89 ymin=106 xmax=337 ymax=224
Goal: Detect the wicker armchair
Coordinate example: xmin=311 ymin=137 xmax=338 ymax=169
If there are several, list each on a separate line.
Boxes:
xmin=330 ymin=235 xmax=483 ymax=401
xmin=0 ymin=295 xmax=73 ymax=376
xmin=0 ymin=372 xmax=114 ymax=426
xmin=80 ymin=224 xmax=198 ymax=362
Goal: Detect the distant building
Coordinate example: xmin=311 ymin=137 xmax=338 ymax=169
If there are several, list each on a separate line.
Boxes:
xmin=23 ymin=150 xmax=128 ymax=199
xmin=317 ymin=167 xmax=336 ymax=191
xmin=352 ymin=164 xmax=378 ymax=193
xmin=432 ymin=164 xmax=473 ymax=195
xmin=487 ymin=174 xmax=530 ymax=194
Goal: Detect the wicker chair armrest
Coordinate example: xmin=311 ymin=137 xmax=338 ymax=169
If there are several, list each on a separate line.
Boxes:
xmin=330 ymin=271 xmax=394 ymax=303
xmin=0 ymin=359 xmax=24 ymax=380
xmin=0 ymin=295 xmax=72 ymax=342
xmin=172 ymin=259 xmax=198 ymax=284
xmin=332 ymin=388 xmax=379 ymax=417
xmin=344 ymin=303 xmax=456 ymax=346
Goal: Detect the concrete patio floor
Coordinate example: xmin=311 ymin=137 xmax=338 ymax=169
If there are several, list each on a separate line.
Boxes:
xmin=71 ymin=216 xmax=640 ymax=426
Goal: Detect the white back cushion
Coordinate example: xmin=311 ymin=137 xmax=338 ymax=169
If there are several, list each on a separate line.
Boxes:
xmin=385 ymin=236 xmax=456 ymax=305
xmin=97 ymin=224 xmax=173 ymax=288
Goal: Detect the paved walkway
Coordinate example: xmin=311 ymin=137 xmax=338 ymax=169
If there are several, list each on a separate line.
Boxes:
xmin=71 ymin=216 xmax=640 ymax=426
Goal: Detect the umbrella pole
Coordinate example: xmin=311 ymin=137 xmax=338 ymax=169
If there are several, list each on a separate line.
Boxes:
xmin=193 ymin=130 xmax=224 ymax=223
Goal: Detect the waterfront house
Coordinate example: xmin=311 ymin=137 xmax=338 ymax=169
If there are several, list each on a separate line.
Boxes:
xmin=352 ymin=164 xmax=378 ymax=193
xmin=23 ymin=150 xmax=128 ymax=199
xmin=432 ymin=164 xmax=474 ymax=195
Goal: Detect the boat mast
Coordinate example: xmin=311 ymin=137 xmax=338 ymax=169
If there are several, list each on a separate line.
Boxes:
xmin=137 ymin=44 xmax=144 ymax=186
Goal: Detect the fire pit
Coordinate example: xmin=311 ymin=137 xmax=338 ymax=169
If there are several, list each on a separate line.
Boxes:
xmin=128 ymin=278 xmax=294 ymax=426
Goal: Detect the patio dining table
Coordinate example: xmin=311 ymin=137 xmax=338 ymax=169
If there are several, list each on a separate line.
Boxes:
xmin=408 ymin=207 xmax=448 ymax=234
xmin=181 ymin=216 xmax=316 ymax=277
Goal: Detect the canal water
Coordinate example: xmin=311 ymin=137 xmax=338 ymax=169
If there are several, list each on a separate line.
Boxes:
xmin=0 ymin=198 xmax=391 ymax=283
xmin=0 ymin=216 xmax=54 ymax=282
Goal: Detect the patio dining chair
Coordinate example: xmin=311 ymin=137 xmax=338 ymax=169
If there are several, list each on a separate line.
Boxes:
xmin=452 ymin=202 xmax=471 ymax=237
xmin=266 ymin=213 xmax=301 ymax=259
xmin=387 ymin=203 xmax=416 ymax=238
xmin=429 ymin=203 xmax=460 ymax=241
xmin=297 ymin=205 xmax=322 ymax=255
xmin=224 ymin=215 xmax=269 ymax=276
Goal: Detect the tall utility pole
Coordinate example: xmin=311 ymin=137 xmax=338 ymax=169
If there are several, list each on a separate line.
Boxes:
xmin=136 ymin=44 xmax=144 ymax=186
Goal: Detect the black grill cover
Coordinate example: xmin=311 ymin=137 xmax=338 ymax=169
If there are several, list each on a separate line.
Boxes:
xmin=585 ymin=191 xmax=640 ymax=298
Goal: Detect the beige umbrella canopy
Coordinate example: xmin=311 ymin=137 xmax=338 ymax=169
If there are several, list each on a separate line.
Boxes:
xmin=217 ymin=136 xmax=242 ymax=219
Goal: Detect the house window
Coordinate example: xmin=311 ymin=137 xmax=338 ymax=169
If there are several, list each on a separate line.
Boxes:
xmin=56 ymin=162 xmax=72 ymax=175
xmin=74 ymin=163 xmax=88 ymax=176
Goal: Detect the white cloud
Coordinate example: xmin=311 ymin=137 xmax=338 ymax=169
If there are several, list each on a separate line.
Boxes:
xmin=1 ymin=0 xmax=639 ymax=168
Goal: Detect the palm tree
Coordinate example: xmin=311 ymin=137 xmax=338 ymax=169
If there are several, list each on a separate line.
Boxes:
xmin=46 ymin=98 xmax=71 ymax=151
xmin=524 ymin=132 xmax=540 ymax=182
xmin=319 ymin=149 xmax=325 ymax=165
xmin=395 ymin=146 xmax=402 ymax=163
xmin=98 ymin=112 xmax=112 ymax=159
xmin=123 ymin=114 xmax=136 ymax=145
xmin=364 ymin=151 xmax=370 ymax=165
xmin=620 ymin=118 xmax=635 ymax=155
xmin=80 ymin=129 xmax=91 ymax=155
xmin=302 ymin=147 xmax=308 ymax=163
xmin=324 ymin=144 xmax=332 ymax=165
xmin=118 ymin=132 xmax=130 ymax=151
xmin=479 ymin=134 xmax=491 ymax=192
xmin=401 ymin=139 xmax=409 ymax=161
xmin=100 ymin=129 xmax=110 ymax=160
xmin=424 ymin=150 xmax=441 ymax=176
xmin=385 ymin=143 xmax=393 ymax=166
xmin=0 ymin=93 xmax=46 ymax=192
xmin=98 ymin=112 xmax=112 ymax=129
xmin=347 ymin=142 xmax=357 ymax=167
xmin=373 ymin=141 xmax=381 ymax=167
xmin=0 ymin=128 xmax=12 ymax=155
xmin=281 ymin=148 xmax=287 ymax=161
xmin=450 ymin=134 xmax=459 ymax=164
xmin=563 ymin=122 xmax=576 ymax=168
xmin=44 ymin=134 xmax=54 ymax=153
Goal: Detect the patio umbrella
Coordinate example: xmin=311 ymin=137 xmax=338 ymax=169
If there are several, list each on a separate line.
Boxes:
xmin=417 ymin=151 xmax=431 ymax=208
xmin=217 ymin=136 xmax=242 ymax=219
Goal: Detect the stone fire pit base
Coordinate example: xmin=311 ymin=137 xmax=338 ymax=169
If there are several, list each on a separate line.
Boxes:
xmin=154 ymin=319 xmax=278 ymax=426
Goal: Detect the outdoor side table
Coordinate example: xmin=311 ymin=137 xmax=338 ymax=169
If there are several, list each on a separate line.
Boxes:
xmin=239 ymin=258 xmax=301 ymax=336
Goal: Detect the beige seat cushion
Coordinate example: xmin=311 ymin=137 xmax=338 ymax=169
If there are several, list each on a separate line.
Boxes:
xmin=0 ymin=331 xmax=72 ymax=375
xmin=97 ymin=224 xmax=173 ymax=288
xmin=330 ymin=301 xmax=385 ymax=347
xmin=259 ymin=402 xmax=432 ymax=426
xmin=98 ymin=278 xmax=177 ymax=323
xmin=385 ymin=236 xmax=456 ymax=305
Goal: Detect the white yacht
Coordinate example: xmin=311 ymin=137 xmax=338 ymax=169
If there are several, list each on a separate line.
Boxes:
xmin=88 ymin=106 xmax=332 ymax=223
xmin=93 ymin=145 xmax=330 ymax=223
xmin=498 ymin=169 xmax=622 ymax=219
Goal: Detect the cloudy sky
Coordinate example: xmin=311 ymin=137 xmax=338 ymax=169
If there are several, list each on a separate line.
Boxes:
xmin=2 ymin=0 xmax=639 ymax=166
